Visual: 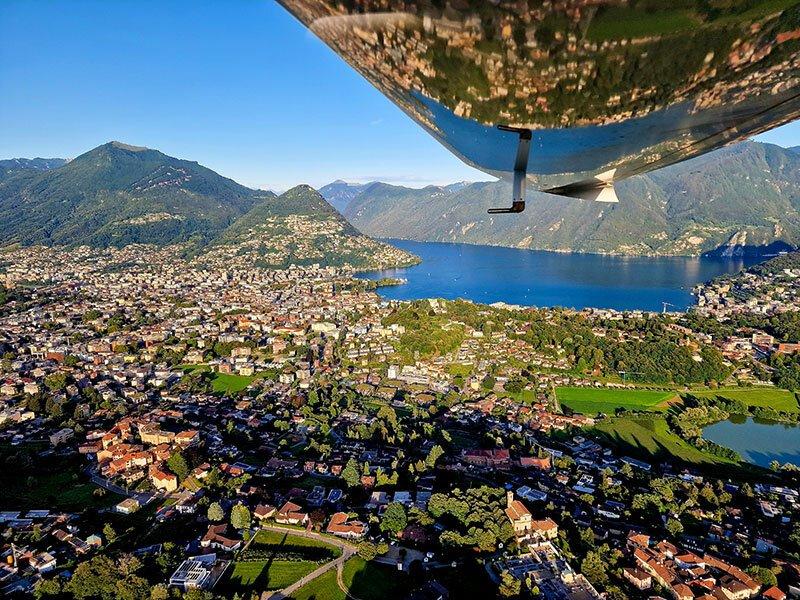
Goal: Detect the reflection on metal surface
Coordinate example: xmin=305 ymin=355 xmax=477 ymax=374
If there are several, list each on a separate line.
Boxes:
xmin=278 ymin=0 xmax=800 ymax=198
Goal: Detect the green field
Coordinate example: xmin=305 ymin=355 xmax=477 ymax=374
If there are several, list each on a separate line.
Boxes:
xmin=225 ymin=560 xmax=316 ymax=592
xmin=556 ymin=386 xmax=677 ymax=415
xmin=289 ymin=567 xmax=342 ymax=600
xmin=592 ymin=416 xmax=736 ymax=467
xmin=250 ymin=530 xmax=341 ymax=556
xmin=222 ymin=530 xmax=341 ymax=594
xmin=211 ymin=372 xmax=256 ymax=393
xmin=687 ymin=387 xmax=799 ymax=413
xmin=586 ymin=0 xmax=797 ymax=41
xmin=289 ymin=557 xmax=406 ymax=600
xmin=180 ymin=364 xmax=256 ymax=393
xmin=586 ymin=7 xmax=699 ymax=41
xmin=504 ymin=389 xmax=538 ymax=404
xmin=4 ymin=470 xmax=123 ymax=511
xmin=0 ymin=446 xmax=123 ymax=511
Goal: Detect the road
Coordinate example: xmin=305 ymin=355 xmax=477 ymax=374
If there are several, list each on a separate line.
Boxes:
xmin=336 ymin=560 xmax=364 ymax=600
xmin=88 ymin=469 xmax=154 ymax=505
xmin=257 ymin=525 xmax=356 ymax=600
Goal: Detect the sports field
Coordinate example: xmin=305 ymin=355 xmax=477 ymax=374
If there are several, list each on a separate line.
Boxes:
xmin=210 ymin=372 xmax=256 ymax=393
xmin=556 ymin=386 xmax=677 ymax=415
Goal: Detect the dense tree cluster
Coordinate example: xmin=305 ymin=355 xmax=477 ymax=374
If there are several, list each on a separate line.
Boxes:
xmin=427 ymin=486 xmax=514 ymax=552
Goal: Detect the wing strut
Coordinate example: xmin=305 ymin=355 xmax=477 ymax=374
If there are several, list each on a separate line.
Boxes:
xmin=488 ymin=125 xmax=531 ymax=214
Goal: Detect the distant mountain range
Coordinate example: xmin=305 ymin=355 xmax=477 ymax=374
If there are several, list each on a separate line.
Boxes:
xmin=326 ymin=141 xmax=800 ymax=257
xmin=318 ymin=180 xmax=375 ymax=214
xmin=0 ymin=157 xmax=67 ymax=181
xmin=0 ymin=142 xmax=414 ymax=270
xmin=6 ymin=138 xmax=800 ymax=266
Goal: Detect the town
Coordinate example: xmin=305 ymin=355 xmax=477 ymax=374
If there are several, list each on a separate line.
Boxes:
xmin=1 ymin=241 xmax=800 ymax=600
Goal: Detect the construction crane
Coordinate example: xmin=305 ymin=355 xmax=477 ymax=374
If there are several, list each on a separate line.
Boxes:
xmin=662 ymin=302 xmax=676 ymax=314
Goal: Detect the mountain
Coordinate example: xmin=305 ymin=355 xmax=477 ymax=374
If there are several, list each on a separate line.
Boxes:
xmin=344 ymin=141 xmax=800 ymax=257
xmin=318 ymin=180 xmax=375 ymax=213
xmin=319 ymin=179 xmax=475 ymax=213
xmin=0 ymin=157 xmax=67 ymax=181
xmin=443 ymin=181 xmax=474 ymax=193
xmin=0 ymin=142 xmax=417 ymax=270
xmin=202 ymin=185 xmax=418 ymax=270
xmin=0 ymin=142 xmax=269 ymax=248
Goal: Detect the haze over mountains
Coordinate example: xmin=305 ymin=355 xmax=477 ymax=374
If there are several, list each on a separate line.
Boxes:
xmin=331 ymin=141 xmax=800 ymax=257
xmin=0 ymin=142 xmax=413 ymax=270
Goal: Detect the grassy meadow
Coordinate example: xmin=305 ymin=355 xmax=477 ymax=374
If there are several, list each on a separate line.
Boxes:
xmin=556 ymin=386 xmax=677 ymax=415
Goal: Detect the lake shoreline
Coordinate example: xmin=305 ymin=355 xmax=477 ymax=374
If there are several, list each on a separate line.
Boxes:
xmin=703 ymin=414 xmax=800 ymax=469
xmin=359 ymin=239 xmax=764 ymax=312
xmin=379 ymin=236 xmax=792 ymax=260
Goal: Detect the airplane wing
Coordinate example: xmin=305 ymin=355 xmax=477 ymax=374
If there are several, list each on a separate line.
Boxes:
xmin=278 ymin=1 xmax=800 ymax=205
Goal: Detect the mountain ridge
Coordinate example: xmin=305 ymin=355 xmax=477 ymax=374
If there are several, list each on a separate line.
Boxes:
xmin=0 ymin=142 xmax=417 ymax=270
xmin=318 ymin=180 xmax=376 ymax=214
xmin=0 ymin=157 xmax=68 ymax=182
xmin=340 ymin=141 xmax=800 ymax=257
xmin=0 ymin=142 xmax=267 ymax=248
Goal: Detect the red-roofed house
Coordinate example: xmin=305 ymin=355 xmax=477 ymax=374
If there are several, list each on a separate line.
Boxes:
xmin=326 ymin=512 xmax=367 ymax=540
xmin=275 ymin=501 xmax=308 ymax=526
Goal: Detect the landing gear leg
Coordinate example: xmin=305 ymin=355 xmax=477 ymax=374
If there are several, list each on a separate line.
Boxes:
xmin=488 ymin=125 xmax=531 ymax=214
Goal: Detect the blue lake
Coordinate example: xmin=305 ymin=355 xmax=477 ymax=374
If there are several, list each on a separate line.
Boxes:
xmin=359 ymin=239 xmax=762 ymax=312
xmin=703 ymin=417 xmax=800 ymax=468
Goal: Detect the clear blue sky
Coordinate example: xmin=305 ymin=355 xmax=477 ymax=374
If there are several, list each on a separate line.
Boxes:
xmin=1 ymin=1 xmax=798 ymax=191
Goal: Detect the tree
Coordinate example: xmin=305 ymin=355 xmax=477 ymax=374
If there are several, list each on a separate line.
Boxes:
xmin=207 ymin=502 xmax=224 ymax=523
xmin=380 ymin=502 xmax=407 ymax=534
xmin=580 ymin=551 xmax=609 ymax=586
xmin=580 ymin=527 xmax=595 ymax=549
xmin=183 ymin=590 xmax=213 ymax=600
xmin=666 ymin=518 xmax=684 ymax=537
xmin=34 ymin=578 xmax=63 ymax=599
xmin=357 ymin=541 xmax=378 ymax=561
xmin=149 ymin=584 xmax=169 ymax=600
xmin=44 ymin=372 xmax=68 ymax=391
xmin=231 ymin=504 xmax=251 ymax=531
xmin=166 ymin=450 xmax=189 ymax=482
xmin=746 ymin=566 xmax=777 ymax=587
xmin=155 ymin=541 xmax=181 ymax=575
xmin=475 ymin=528 xmax=497 ymax=552
xmin=341 ymin=457 xmax=360 ymax=488
xmin=425 ymin=444 xmax=444 ymax=469
xmin=103 ymin=523 xmax=117 ymax=543
xmin=67 ymin=555 xmax=149 ymax=600
xmin=32 ymin=524 xmax=44 ymax=541
xmin=310 ymin=509 xmax=326 ymax=530
xmin=498 ymin=571 xmax=521 ymax=598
